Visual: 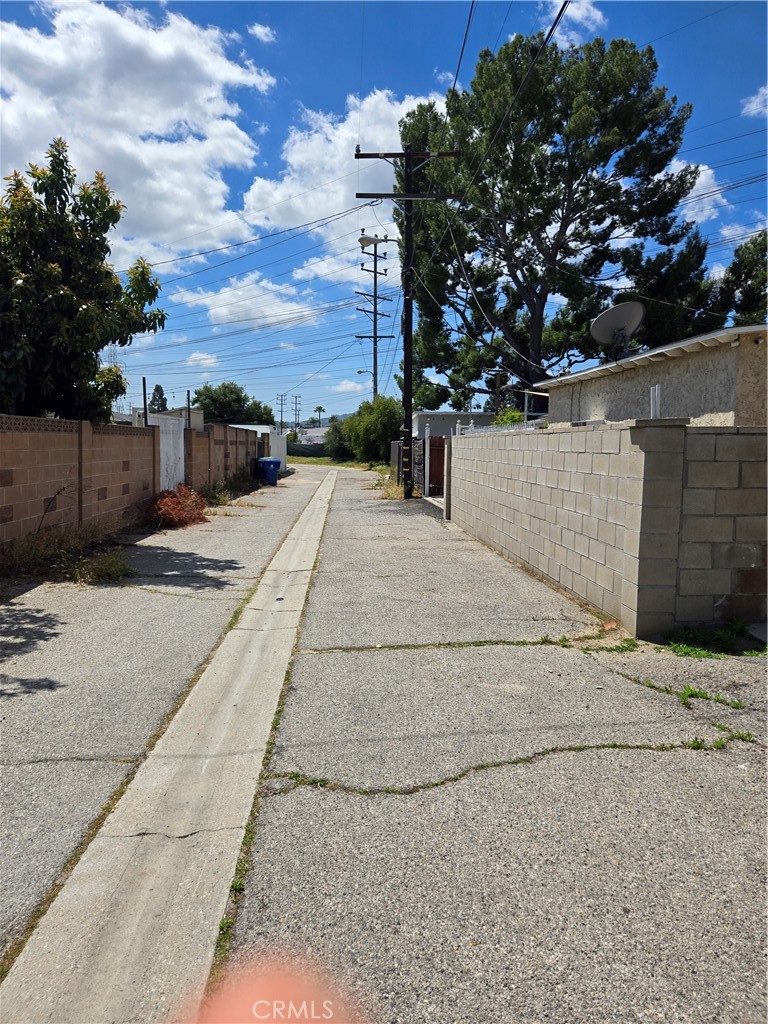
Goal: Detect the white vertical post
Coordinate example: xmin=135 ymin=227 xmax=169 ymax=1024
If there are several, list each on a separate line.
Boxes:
xmin=650 ymin=384 xmax=661 ymax=419
xmin=424 ymin=421 xmax=430 ymax=498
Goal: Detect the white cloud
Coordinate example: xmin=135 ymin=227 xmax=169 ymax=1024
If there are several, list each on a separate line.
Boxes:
xmin=171 ymin=271 xmax=319 ymax=330
xmin=304 ymin=372 xmax=330 ymax=380
xmin=248 ymin=22 xmax=276 ymax=44
xmin=186 ymin=352 xmax=219 ymax=368
xmin=0 ymin=3 xmax=275 ymax=267
xmin=540 ymin=0 xmax=607 ymax=47
xmin=329 ymin=379 xmax=366 ymax=394
xmin=243 ymin=89 xmax=438 ymax=233
xmin=670 ymin=160 xmax=729 ymax=225
xmin=708 ymin=263 xmax=727 ymax=281
xmin=241 ymin=88 xmax=435 ymax=292
xmin=720 ymin=214 xmax=768 ymax=243
xmin=433 ymin=68 xmax=456 ymax=88
xmin=741 ymin=85 xmax=767 ymax=118
xmin=279 ymin=342 xmax=296 ymax=350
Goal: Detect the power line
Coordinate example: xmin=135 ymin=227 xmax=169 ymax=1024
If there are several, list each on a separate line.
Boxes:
xmin=643 ymin=3 xmax=738 ymax=45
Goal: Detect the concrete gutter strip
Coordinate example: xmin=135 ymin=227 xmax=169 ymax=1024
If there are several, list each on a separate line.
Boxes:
xmin=0 ymin=471 xmax=337 ymax=1024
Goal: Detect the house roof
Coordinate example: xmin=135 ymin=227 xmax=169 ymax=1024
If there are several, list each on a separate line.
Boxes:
xmin=533 ymin=323 xmax=767 ymax=391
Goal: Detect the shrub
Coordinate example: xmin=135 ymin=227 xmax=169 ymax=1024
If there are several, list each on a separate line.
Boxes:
xmin=62 ymin=548 xmax=135 ymax=584
xmin=324 ymin=420 xmax=354 ymax=461
xmin=226 ymin=465 xmax=257 ymax=495
xmin=342 ymin=396 xmax=403 ymax=463
xmin=492 ymin=407 xmax=524 ymax=426
xmin=200 ymin=480 xmax=232 ymax=507
xmin=150 ymin=485 xmax=207 ymax=529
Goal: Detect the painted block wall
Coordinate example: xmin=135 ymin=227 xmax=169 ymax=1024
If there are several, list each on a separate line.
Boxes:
xmin=450 ymin=420 xmax=766 ymax=638
xmin=677 ymin=427 xmax=766 ymax=624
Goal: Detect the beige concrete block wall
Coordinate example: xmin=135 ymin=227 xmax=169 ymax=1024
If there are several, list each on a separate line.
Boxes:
xmin=0 ymin=415 xmax=80 ymax=542
xmin=1 ymin=415 xmax=158 ymax=545
xmin=82 ymin=424 xmax=158 ymax=524
xmin=184 ymin=429 xmax=212 ymax=491
xmin=451 ymin=423 xmax=646 ymax=625
xmin=450 ymin=419 xmax=766 ymax=638
xmin=677 ymin=427 xmax=766 ymax=623
xmin=184 ymin=425 xmax=268 ymax=491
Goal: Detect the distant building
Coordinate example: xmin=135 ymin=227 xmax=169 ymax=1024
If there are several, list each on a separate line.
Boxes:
xmin=412 ymin=411 xmax=496 ymax=438
xmin=132 ymin=406 xmax=205 ymax=430
xmin=536 ymin=324 xmax=767 ymax=426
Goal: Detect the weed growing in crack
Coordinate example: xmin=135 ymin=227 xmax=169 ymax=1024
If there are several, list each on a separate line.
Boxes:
xmin=582 ymin=637 xmax=640 ymax=654
xmin=663 ymin=621 xmax=766 ymax=659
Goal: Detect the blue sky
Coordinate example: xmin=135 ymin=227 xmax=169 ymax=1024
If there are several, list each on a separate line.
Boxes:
xmin=1 ymin=1 xmax=766 ymax=421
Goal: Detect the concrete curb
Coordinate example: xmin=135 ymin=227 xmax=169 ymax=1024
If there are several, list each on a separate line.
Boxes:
xmin=0 ymin=472 xmax=337 ymax=1024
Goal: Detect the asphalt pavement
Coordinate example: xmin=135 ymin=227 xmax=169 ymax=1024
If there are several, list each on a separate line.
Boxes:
xmin=1 ymin=465 xmax=765 ymax=1024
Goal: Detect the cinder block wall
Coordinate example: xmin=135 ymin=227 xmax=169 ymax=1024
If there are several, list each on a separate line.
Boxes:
xmin=0 ymin=415 xmax=80 ymax=541
xmin=184 ymin=425 xmax=269 ymax=491
xmin=0 ymin=415 xmax=159 ymax=544
xmin=82 ymin=424 xmax=158 ymax=524
xmin=450 ymin=420 xmax=766 ymax=638
xmin=678 ymin=427 xmax=766 ymax=623
xmin=451 ymin=423 xmax=646 ymax=626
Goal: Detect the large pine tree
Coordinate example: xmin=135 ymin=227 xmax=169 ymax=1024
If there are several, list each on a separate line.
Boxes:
xmin=397 ymin=34 xmax=717 ymax=409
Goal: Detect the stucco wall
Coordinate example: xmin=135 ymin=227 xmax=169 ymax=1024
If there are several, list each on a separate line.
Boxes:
xmin=548 ymin=330 xmax=766 ymax=426
xmin=736 ymin=331 xmax=768 ymax=424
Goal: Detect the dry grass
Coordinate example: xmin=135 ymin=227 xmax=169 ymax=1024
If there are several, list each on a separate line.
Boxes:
xmin=0 ymin=511 xmax=144 ymax=579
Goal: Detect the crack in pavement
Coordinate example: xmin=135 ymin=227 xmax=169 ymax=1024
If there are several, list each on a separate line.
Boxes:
xmin=2 ymin=755 xmax=139 ymax=767
xmin=297 ymin=631 xmax=612 ymax=656
xmin=261 ymin=732 xmax=757 ymax=799
xmin=102 ymin=826 xmax=242 ymax=840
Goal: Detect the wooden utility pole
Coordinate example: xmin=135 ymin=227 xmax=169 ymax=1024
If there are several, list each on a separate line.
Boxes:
xmin=355 ymin=145 xmax=459 ymax=498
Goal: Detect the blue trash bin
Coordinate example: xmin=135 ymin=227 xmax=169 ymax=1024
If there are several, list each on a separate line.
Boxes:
xmin=258 ymin=457 xmax=281 ymax=486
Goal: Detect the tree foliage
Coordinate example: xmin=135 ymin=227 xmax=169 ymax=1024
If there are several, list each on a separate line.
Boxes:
xmin=342 ymin=396 xmax=403 ymax=464
xmin=324 ymin=420 xmax=353 ymax=461
xmin=0 ymin=138 xmax=165 ymax=421
xmin=397 ymin=34 xmax=718 ymax=407
xmin=718 ymin=230 xmax=767 ymax=327
xmin=192 ymin=380 xmax=274 ymax=425
xmin=148 ymin=383 xmax=168 ymax=413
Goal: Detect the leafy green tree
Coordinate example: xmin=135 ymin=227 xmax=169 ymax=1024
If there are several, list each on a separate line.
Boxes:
xmin=0 ymin=138 xmax=165 ymax=421
xmin=719 ymin=230 xmax=767 ymax=326
xmin=148 ymin=383 xmax=168 ymax=413
xmin=192 ymin=381 xmax=274 ymax=424
xmin=313 ymin=405 xmax=326 ymax=426
xmin=324 ymin=420 xmax=353 ymax=461
xmin=343 ymin=396 xmax=403 ymax=464
xmin=398 ymin=34 xmax=703 ymax=404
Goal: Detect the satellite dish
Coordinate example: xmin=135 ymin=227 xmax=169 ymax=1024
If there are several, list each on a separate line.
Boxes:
xmin=590 ymin=301 xmax=646 ymax=354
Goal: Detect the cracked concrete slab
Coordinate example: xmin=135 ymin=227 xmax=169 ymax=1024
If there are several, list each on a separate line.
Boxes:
xmin=235 ymin=749 xmax=766 ymax=1024
xmin=0 ymin=466 xmax=327 ymax=958
xmin=271 ymin=645 xmax=731 ymax=790
xmin=300 ymin=476 xmax=596 ymax=650
xmin=0 ymin=759 xmax=127 ymax=958
xmin=0 ymin=469 xmax=336 ymax=1024
xmin=588 ymin=648 xmax=768 ymax=743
